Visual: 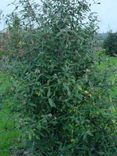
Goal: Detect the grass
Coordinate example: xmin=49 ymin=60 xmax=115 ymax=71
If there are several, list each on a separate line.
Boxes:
xmin=98 ymin=53 xmax=117 ymax=96
xmin=0 ymin=72 xmax=19 ymax=156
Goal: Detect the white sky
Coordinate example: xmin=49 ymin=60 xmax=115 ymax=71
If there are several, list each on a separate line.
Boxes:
xmin=0 ymin=0 xmax=117 ymax=32
xmin=92 ymin=0 xmax=117 ymax=32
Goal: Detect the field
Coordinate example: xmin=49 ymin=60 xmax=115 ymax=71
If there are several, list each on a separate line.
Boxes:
xmin=0 ymin=72 xmax=19 ymax=156
xmin=98 ymin=54 xmax=117 ymax=96
xmin=0 ymin=54 xmax=117 ymax=155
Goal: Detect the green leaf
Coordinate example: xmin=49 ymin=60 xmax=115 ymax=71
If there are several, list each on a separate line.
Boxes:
xmin=48 ymin=98 xmax=56 ymax=108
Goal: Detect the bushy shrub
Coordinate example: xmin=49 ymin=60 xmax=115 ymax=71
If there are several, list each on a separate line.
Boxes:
xmin=7 ymin=0 xmax=117 ymax=155
xmin=104 ymin=32 xmax=117 ymax=56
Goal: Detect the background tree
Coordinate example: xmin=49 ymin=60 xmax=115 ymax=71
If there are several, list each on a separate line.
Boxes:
xmin=104 ymin=32 xmax=117 ymax=56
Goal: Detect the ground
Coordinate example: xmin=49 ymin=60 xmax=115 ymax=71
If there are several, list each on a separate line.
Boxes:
xmin=0 ymin=72 xmax=19 ymax=156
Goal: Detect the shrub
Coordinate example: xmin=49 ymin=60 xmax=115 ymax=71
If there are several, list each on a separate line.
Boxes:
xmin=7 ymin=0 xmax=117 ymax=155
xmin=104 ymin=32 xmax=117 ymax=56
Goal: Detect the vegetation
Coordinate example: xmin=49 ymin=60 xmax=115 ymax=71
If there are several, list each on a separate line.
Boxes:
xmin=0 ymin=0 xmax=117 ymax=155
xmin=104 ymin=32 xmax=117 ymax=56
xmin=0 ymin=72 xmax=19 ymax=156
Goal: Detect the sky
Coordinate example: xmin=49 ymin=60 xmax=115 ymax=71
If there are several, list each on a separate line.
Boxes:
xmin=0 ymin=0 xmax=117 ymax=32
xmin=92 ymin=0 xmax=117 ymax=32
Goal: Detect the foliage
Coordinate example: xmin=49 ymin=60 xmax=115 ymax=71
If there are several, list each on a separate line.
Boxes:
xmin=6 ymin=0 xmax=117 ymax=155
xmin=6 ymin=13 xmax=23 ymax=58
xmin=104 ymin=32 xmax=117 ymax=56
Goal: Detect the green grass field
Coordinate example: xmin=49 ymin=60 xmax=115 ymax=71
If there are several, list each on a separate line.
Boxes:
xmin=0 ymin=55 xmax=117 ymax=156
xmin=0 ymin=72 xmax=19 ymax=156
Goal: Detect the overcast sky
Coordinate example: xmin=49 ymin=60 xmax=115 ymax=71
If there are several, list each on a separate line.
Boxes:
xmin=0 ymin=0 xmax=117 ymax=32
